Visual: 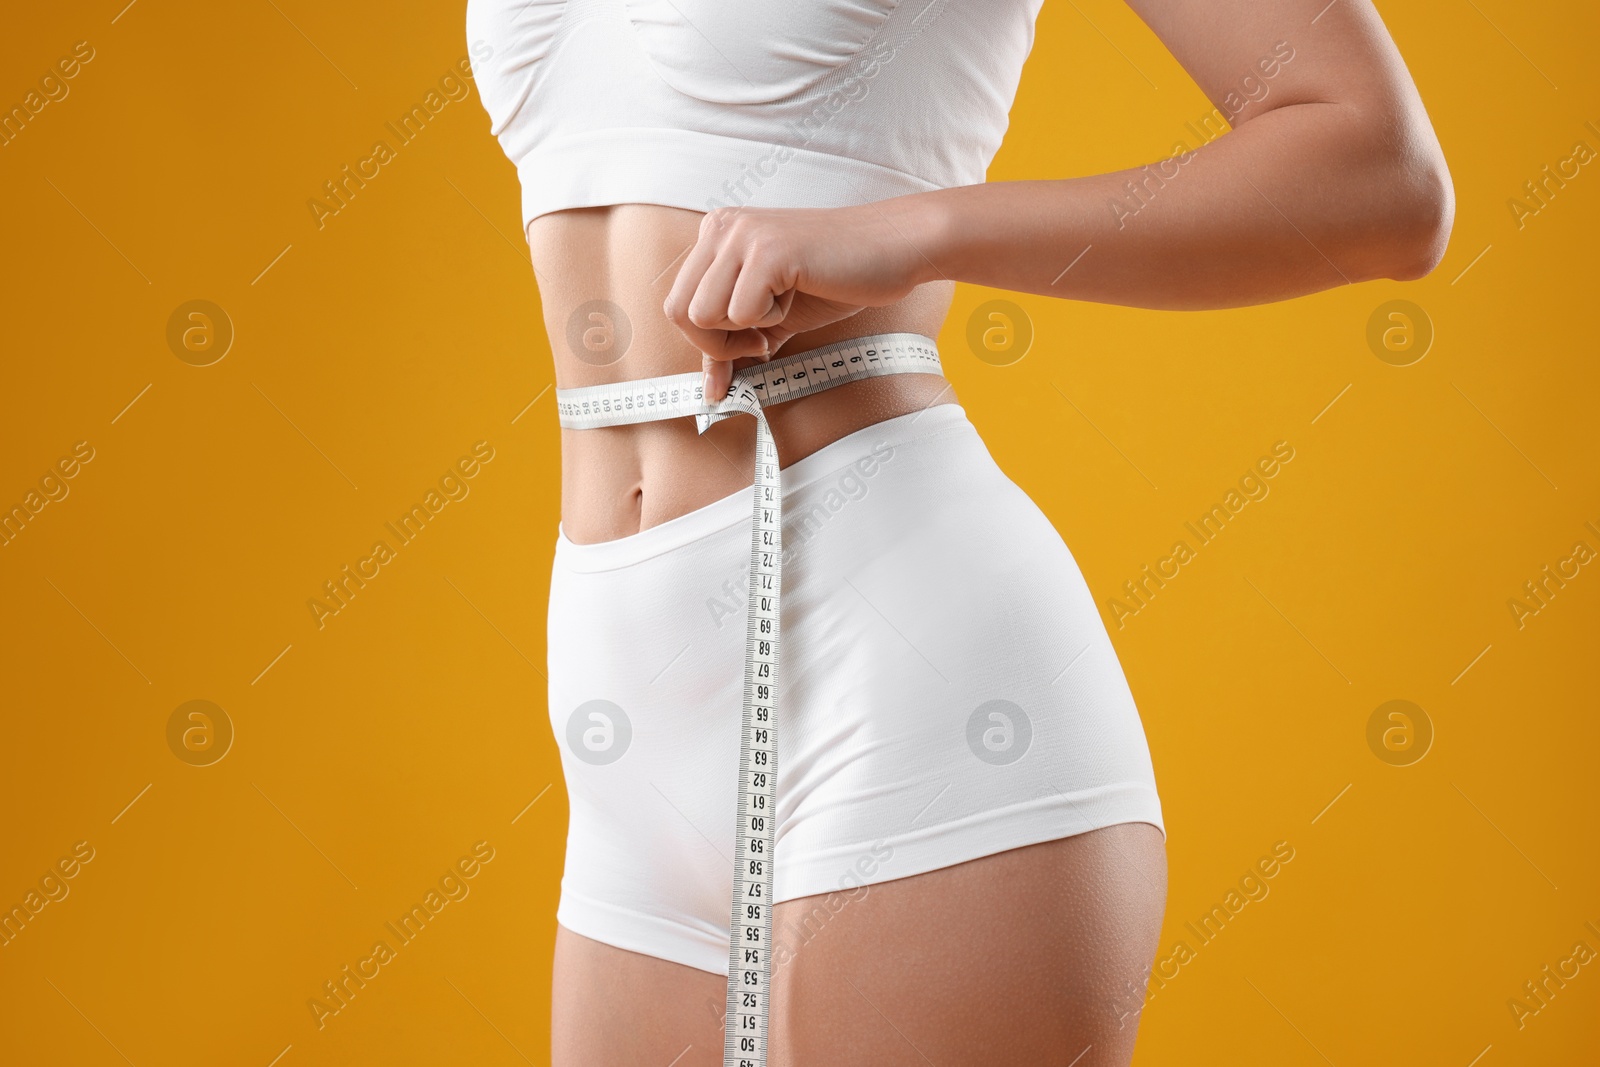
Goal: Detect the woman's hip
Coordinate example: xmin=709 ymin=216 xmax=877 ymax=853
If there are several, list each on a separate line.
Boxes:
xmin=545 ymin=403 xmax=1162 ymax=882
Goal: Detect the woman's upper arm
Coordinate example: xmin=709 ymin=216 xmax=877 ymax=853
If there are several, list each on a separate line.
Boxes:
xmin=1122 ymin=0 xmax=1454 ymax=273
xmin=1121 ymin=0 xmax=1430 ymax=121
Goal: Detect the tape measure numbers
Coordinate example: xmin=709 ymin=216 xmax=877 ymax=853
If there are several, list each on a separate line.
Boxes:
xmin=556 ymin=333 xmax=944 ymax=1067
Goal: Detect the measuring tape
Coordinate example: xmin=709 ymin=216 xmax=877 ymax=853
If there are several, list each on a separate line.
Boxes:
xmin=556 ymin=332 xmax=944 ymax=1066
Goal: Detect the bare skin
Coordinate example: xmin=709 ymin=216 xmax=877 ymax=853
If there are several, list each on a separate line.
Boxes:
xmin=553 ymin=825 xmax=1168 ymax=1066
xmin=536 ymin=0 xmax=1451 ymax=1062
xmin=533 ymin=206 xmax=957 ymax=544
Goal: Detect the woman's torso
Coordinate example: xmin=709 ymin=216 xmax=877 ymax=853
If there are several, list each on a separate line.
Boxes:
xmin=466 ymin=0 xmax=1050 ymax=540
xmin=532 ymin=204 xmax=956 ymax=543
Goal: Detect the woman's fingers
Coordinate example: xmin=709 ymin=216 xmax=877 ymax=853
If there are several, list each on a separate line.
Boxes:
xmin=666 ymin=209 xmax=869 ymax=398
xmin=698 ymin=329 xmax=771 ymax=401
xmin=667 ymin=219 xmax=783 ymax=399
xmin=665 ymin=248 xmax=769 ymax=390
xmin=686 ymin=244 xmax=747 ymax=331
xmin=702 ymin=352 xmax=732 ymax=403
xmin=702 ymin=343 xmax=781 ymax=403
xmin=725 ymin=237 xmax=795 ymax=329
xmin=665 ymin=210 xmax=740 ymax=331
xmin=667 ymin=210 xmax=793 ymax=331
xmin=663 ymin=215 xmax=724 ymax=332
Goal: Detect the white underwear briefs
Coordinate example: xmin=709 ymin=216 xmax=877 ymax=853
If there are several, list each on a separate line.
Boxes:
xmin=546 ymin=402 xmax=1165 ymax=974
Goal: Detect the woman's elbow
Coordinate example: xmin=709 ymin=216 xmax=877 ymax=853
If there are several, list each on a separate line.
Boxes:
xmin=1382 ymin=147 xmax=1456 ymax=281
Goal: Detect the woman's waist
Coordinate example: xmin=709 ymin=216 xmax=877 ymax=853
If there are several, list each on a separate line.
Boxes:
xmin=555 ymin=399 xmax=983 ymax=571
xmin=558 ymin=370 xmax=958 ymax=544
xmin=531 ymin=205 xmax=956 ymax=541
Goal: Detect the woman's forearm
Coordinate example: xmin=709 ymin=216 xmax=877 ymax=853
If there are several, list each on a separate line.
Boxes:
xmin=896 ymin=98 xmax=1454 ymax=312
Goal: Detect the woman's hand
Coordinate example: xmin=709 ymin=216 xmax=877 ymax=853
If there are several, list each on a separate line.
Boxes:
xmin=663 ymin=201 xmax=941 ymax=399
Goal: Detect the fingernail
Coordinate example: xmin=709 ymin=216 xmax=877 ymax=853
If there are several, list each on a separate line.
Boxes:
xmin=702 ymin=370 xmax=712 ymax=398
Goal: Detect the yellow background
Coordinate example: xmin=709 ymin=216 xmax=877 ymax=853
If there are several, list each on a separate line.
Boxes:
xmin=2 ymin=1 xmax=1596 ymax=1064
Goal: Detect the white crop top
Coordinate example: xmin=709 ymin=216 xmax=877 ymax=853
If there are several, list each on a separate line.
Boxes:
xmin=465 ymin=0 xmax=1046 ymax=229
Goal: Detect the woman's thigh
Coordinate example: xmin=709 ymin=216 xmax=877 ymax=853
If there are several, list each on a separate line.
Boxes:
xmin=770 ymin=824 xmax=1168 ymax=1066
xmin=552 ymin=925 xmax=727 ymax=1066
xmin=553 ymin=824 xmax=1165 ymax=1065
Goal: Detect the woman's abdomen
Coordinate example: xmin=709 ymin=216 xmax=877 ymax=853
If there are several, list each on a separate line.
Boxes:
xmin=527 ymin=203 xmax=956 ymax=543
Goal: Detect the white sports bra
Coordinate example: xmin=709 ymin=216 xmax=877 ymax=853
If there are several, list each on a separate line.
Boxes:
xmin=465 ymin=0 xmax=1047 ymax=229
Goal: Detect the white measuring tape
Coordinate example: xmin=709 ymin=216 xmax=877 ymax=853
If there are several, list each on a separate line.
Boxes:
xmin=556 ymin=332 xmax=944 ymax=1066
